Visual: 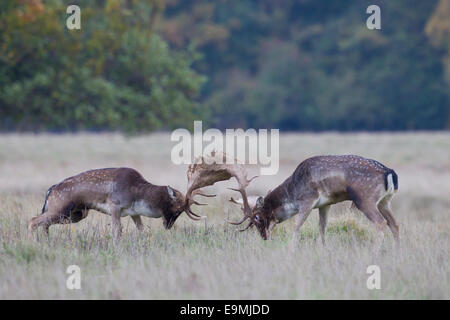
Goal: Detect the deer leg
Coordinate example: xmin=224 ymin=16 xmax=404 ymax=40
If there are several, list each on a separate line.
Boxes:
xmin=377 ymin=196 xmax=400 ymax=245
xmin=289 ymin=202 xmax=315 ymax=251
xmin=28 ymin=216 xmax=43 ymax=240
xmin=319 ymin=205 xmax=331 ymax=246
xmin=110 ymin=206 xmax=122 ymax=239
xmin=27 ymin=210 xmax=60 ymax=240
xmin=67 ymin=207 xmax=89 ymax=223
xmin=131 ymin=215 xmax=144 ymax=231
xmin=353 ymin=198 xmax=387 ymax=251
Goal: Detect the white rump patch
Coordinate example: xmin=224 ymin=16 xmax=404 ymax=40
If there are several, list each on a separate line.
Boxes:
xmin=386 ymin=173 xmax=394 ymax=193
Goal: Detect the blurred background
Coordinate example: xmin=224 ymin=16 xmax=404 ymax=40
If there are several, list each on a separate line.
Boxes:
xmin=0 ymin=0 xmax=448 ymax=133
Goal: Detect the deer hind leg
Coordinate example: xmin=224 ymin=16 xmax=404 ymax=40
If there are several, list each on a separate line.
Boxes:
xmin=319 ymin=205 xmax=331 ymax=246
xmin=54 ymin=205 xmax=90 ymax=236
xmin=131 ymin=215 xmax=144 ymax=231
xmin=377 ymin=195 xmax=400 ymax=245
xmin=28 ymin=204 xmax=89 ymax=241
xmin=352 ymin=200 xmax=387 ymax=251
xmin=66 ymin=207 xmax=89 ymax=223
xmin=59 ymin=203 xmax=89 ymax=224
xmin=27 ymin=210 xmax=60 ymax=240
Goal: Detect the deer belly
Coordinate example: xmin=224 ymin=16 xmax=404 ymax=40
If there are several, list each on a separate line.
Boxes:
xmin=315 ymin=194 xmax=332 ymax=207
xmin=121 ymin=200 xmax=162 ymax=218
xmin=315 ymin=191 xmax=348 ymax=208
xmin=91 ymin=202 xmax=113 ymax=214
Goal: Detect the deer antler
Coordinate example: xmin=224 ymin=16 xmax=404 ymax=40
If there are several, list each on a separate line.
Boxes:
xmin=225 ymin=173 xmax=258 ymax=225
xmin=185 ymin=151 xmax=257 ymax=222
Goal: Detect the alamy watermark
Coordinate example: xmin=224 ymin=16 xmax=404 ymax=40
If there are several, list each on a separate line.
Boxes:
xmin=66 ymin=5 xmax=379 ymax=31
xmin=66 ymin=265 xmax=81 ymax=290
xmin=366 ymin=5 xmax=381 ymax=30
xmin=171 ymin=121 xmax=279 ymax=176
xmin=366 ymin=265 xmax=381 ymax=290
xmin=66 ymin=5 xmax=81 ymax=30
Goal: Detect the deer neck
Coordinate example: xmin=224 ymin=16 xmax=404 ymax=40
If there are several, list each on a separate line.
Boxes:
xmin=261 ymin=187 xmax=283 ymax=219
xmin=264 ymin=180 xmax=300 ymax=222
xmin=139 ymin=184 xmax=166 ymax=205
xmin=119 ymin=183 xmax=168 ymax=218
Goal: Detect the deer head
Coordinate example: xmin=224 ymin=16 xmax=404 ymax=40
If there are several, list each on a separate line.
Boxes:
xmin=164 ymin=185 xmax=189 ymax=229
xmin=242 ymin=195 xmax=277 ymax=239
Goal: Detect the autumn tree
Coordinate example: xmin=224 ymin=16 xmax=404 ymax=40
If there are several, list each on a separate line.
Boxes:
xmin=0 ymin=0 xmax=205 ymax=132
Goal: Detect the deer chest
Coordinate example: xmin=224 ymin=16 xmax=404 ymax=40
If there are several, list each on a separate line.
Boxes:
xmin=121 ymin=200 xmax=162 ymax=218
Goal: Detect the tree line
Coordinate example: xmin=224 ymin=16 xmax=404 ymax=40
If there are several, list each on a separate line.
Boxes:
xmin=0 ymin=0 xmax=448 ymax=132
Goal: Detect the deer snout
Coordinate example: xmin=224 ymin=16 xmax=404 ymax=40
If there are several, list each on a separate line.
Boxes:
xmin=164 ymin=215 xmax=177 ymax=229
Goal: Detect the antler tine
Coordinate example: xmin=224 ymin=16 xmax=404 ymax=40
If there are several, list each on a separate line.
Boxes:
xmin=225 ymin=189 xmax=251 ymax=225
xmin=184 ymin=151 xmax=257 ymax=225
xmin=239 ymin=221 xmax=254 ymax=232
xmin=227 ymin=187 xmax=250 ymax=214
xmin=184 ymin=152 xmax=233 ymax=221
xmin=184 ymin=187 xmax=217 ymax=221
xmin=192 ymin=189 xmax=216 ymax=198
xmin=183 ymin=193 xmax=208 ymax=220
xmin=223 ymin=166 xmax=259 ymax=225
xmin=225 ymin=215 xmax=249 ymax=225
xmin=185 ymin=208 xmax=206 ymax=220
xmin=229 ymin=197 xmax=242 ymax=206
xmin=192 ymin=200 xmax=207 ymax=206
xmin=196 ymin=192 xmax=216 ymax=198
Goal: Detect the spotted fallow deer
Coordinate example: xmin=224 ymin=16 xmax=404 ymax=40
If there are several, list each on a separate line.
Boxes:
xmin=226 ymin=155 xmax=399 ymax=249
xmin=28 ymin=167 xmax=211 ymax=239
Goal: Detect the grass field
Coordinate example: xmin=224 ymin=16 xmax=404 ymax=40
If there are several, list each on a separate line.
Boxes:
xmin=0 ymin=132 xmax=449 ymax=299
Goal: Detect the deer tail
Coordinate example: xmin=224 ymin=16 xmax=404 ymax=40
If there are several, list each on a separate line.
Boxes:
xmin=384 ymin=169 xmax=398 ymax=192
xmin=41 ymin=184 xmax=56 ymax=214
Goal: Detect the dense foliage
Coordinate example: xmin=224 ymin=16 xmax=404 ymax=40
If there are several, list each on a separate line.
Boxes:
xmin=0 ymin=0 xmax=449 ymax=132
xmin=0 ymin=0 xmax=205 ymax=132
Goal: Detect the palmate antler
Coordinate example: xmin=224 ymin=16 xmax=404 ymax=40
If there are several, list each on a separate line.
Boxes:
xmin=185 ymin=151 xmax=257 ymax=223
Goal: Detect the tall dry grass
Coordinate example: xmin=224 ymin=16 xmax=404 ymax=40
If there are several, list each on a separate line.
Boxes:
xmin=0 ymin=132 xmax=449 ymax=299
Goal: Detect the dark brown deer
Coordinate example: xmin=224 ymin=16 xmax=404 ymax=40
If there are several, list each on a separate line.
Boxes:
xmin=28 ymin=167 xmax=207 ymax=239
xmin=227 ymin=155 xmax=399 ymax=249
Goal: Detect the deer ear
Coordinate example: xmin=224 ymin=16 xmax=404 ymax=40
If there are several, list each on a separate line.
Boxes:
xmin=167 ymin=186 xmax=176 ymax=201
xmin=256 ymin=196 xmax=264 ymax=208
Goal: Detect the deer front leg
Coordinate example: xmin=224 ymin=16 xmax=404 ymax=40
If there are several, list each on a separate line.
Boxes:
xmin=289 ymin=204 xmax=314 ymax=252
xmin=131 ymin=215 xmax=144 ymax=231
xmin=268 ymin=221 xmax=276 ymax=239
xmin=110 ymin=206 xmax=122 ymax=239
xmin=319 ymin=205 xmax=330 ymax=246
